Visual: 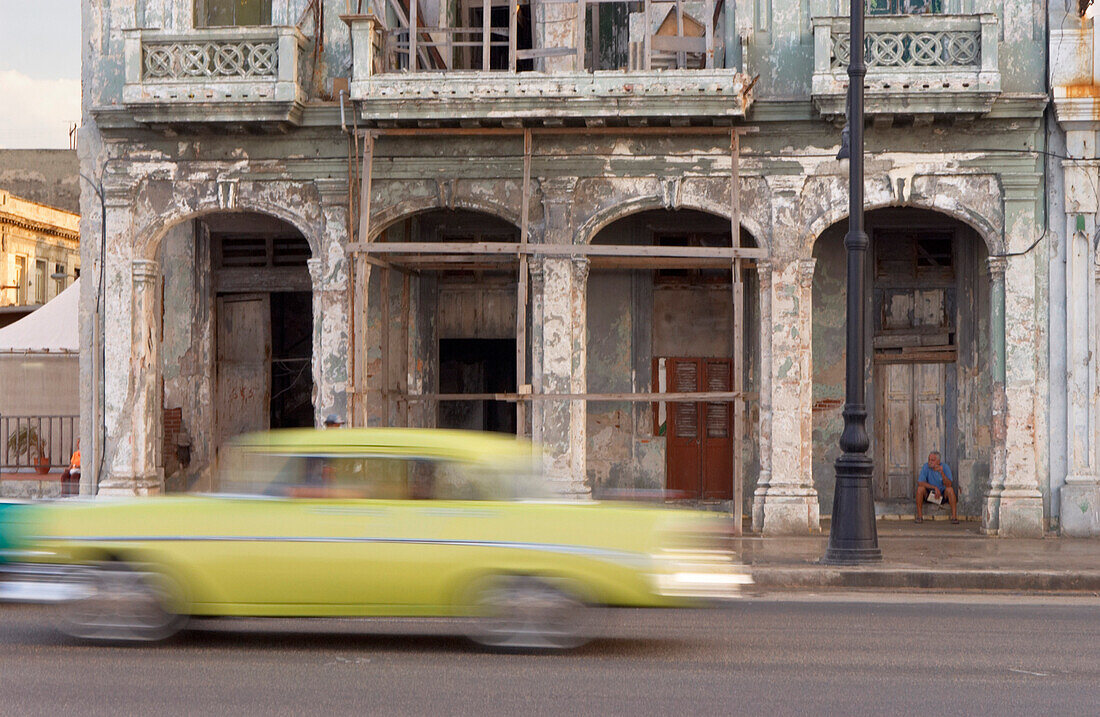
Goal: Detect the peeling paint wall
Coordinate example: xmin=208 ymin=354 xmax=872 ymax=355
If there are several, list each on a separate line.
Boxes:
xmin=158 ymin=220 xmax=214 ymax=489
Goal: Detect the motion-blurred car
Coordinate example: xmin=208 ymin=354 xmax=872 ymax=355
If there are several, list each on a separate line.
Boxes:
xmin=0 ymin=428 xmax=749 ymax=649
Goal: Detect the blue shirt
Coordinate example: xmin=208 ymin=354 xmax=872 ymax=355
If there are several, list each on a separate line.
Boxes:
xmin=919 ymin=462 xmax=953 ymax=492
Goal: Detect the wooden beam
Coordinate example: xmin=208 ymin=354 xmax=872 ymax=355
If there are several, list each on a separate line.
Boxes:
xmin=399 ymin=391 xmax=761 ymax=402
xmin=508 ymin=0 xmax=517 ymax=72
xmin=482 ymin=0 xmax=491 ymax=71
xmin=731 ymin=128 xmax=743 ymax=537
xmin=517 ymin=128 xmax=531 ymax=435
xmin=347 ymin=241 xmax=768 ymax=259
xmin=366 ymin=125 xmax=757 ymax=137
xmin=213 ymin=267 xmax=312 ymax=293
xmin=352 ymin=131 xmax=376 ymax=426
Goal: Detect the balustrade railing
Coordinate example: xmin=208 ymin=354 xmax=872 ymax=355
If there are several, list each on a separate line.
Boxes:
xmin=142 ymin=39 xmax=280 ymax=80
xmin=122 ymin=26 xmax=307 ymax=120
xmin=830 ymin=25 xmax=981 ymax=69
xmin=0 ymin=415 xmax=79 ymax=473
xmin=811 ymin=13 xmax=1000 ymax=116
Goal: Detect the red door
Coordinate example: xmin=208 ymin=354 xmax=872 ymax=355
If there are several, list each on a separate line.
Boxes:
xmin=664 ymin=358 xmax=733 ymax=500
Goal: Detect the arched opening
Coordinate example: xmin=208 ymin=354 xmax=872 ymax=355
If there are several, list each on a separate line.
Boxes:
xmin=812 ymin=208 xmax=991 ymax=518
xmin=365 ymin=209 xmax=521 ymax=433
xmin=158 ymin=211 xmax=314 ymax=490
xmin=586 ymin=208 xmax=760 ymax=506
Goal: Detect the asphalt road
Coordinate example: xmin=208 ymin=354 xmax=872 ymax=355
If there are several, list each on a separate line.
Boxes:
xmin=2 ymin=592 xmax=1098 ymax=716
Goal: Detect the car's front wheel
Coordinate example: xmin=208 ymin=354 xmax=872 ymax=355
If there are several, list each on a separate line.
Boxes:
xmin=465 ymin=575 xmax=590 ymax=651
xmin=58 ymin=562 xmax=186 ymax=643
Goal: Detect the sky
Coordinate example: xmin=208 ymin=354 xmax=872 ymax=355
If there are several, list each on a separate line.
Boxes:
xmin=0 ymin=0 xmax=81 ymax=149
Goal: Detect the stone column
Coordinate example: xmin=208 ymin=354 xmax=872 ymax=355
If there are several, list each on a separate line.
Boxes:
xmin=312 ymin=178 xmax=351 ymax=426
xmin=1060 ymin=132 xmax=1100 ymax=536
xmin=752 ymin=259 xmax=774 ymax=531
xmin=996 ymin=174 xmax=1046 ymax=537
xmin=982 ymin=256 xmax=1008 ymax=533
xmin=534 ymin=177 xmax=587 ymax=494
xmin=759 ymin=257 xmax=820 ymax=534
xmin=537 ymin=256 xmax=588 ymax=495
xmin=99 ymin=258 xmax=163 ymax=495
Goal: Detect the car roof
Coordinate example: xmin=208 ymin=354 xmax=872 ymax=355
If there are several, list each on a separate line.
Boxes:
xmin=227 ymin=428 xmax=534 ymax=465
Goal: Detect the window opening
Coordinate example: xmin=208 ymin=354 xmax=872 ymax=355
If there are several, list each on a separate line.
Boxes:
xmin=195 ymin=0 xmax=272 ymax=27
xmin=867 ymin=0 xmax=943 ymax=13
xmin=216 ymin=235 xmax=311 ymax=269
xmin=654 ymin=232 xmax=731 ymax=284
xmin=13 ymin=256 xmax=26 ymax=304
xmin=34 ymin=259 xmax=47 ymax=304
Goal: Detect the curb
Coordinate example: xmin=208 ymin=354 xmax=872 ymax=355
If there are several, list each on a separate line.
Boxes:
xmin=750 ymin=566 xmax=1100 ymax=593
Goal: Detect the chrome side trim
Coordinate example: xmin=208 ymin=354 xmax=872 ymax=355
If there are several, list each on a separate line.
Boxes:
xmin=30 ymin=535 xmax=650 ymax=567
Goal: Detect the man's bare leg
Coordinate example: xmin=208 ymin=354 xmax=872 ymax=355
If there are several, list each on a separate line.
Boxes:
xmin=945 ymin=484 xmax=958 ymax=522
xmin=915 ymin=484 xmax=927 ymax=522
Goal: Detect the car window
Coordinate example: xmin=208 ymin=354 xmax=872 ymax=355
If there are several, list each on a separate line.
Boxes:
xmin=216 ymin=447 xmax=545 ymax=500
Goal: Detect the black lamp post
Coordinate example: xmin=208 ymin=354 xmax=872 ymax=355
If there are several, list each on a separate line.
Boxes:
xmin=825 ymin=0 xmax=882 ymax=564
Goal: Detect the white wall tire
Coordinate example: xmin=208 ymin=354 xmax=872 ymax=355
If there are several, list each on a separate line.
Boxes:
xmin=58 ymin=563 xmax=186 ymax=643
xmin=465 ymin=575 xmax=590 ymax=651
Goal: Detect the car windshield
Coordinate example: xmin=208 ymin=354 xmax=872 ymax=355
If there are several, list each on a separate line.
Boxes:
xmin=215 ymin=449 xmax=548 ymax=501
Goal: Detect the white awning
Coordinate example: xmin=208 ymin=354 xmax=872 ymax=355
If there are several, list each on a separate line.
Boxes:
xmin=0 ymin=278 xmax=79 ymax=353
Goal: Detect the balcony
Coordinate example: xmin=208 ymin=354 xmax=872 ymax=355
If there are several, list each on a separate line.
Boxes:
xmin=811 ymin=14 xmax=1000 ymax=120
xmin=122 ymin=26 xmax=307 ymax=128
xmin=344 ymin=0 xmax=753 ymax=125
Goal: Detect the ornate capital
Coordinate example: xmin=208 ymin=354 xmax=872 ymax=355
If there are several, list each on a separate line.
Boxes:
xmin=307 ymin=257 xmax=324 ymax=285
xmin=796 ymin=257 xmax=817 ymax=288
xmin=571 ymin=256 xmax=590 ymax=285
xmin=131 ymin=259 xmax=159 ymax=285
xmin=315 ymin=177 xmax=350 ymax=207
xmin=102 ymin=173 xmax=138 ymax=208
xmin=539 ymin=176 xmax=578 ymax=200
xmin=986 ymin=255 xmax=1008 ymax=278
xmin=528 ymin=256 xmax=545 ymax=291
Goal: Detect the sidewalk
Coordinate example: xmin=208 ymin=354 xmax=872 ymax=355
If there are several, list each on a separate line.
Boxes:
xmin=740 ymin=521 xmax=1100 ymax=594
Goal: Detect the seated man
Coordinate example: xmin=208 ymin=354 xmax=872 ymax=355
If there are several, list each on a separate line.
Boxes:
xmin=915 ymin=450 xmax=958 ymax=524
xmin=60 ymin=441 xmax=81 ymax=497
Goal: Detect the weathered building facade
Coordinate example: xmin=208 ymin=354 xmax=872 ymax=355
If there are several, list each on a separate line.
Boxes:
xmin=1049 ymin=1 xmax=1100 ymax=537
xmin=81 ymin=0 xmax=1052 ymax=536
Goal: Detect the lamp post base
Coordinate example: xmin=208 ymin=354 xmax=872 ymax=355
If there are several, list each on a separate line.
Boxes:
xmin=824 ymin=452 xmax=882 ymax=564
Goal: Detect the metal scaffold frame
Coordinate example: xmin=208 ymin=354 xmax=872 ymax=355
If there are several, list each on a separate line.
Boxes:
xmin=346 ymin=124 xmax=758 ymax=531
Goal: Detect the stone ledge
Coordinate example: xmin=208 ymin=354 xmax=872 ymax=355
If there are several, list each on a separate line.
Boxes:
xmin=751 ymin=566 xmax=1100 ymax=593
xmin=351 ymin=70 xmax=753 ymax=122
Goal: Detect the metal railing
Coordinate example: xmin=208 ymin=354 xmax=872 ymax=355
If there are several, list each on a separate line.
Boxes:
xmin=0 ymin=415 xmax=79 ymax=473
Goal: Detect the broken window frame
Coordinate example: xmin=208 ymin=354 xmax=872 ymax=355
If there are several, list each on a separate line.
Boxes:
xmin=866 ymin=0 xmax=944 ymax=14
xmin=193 ymin=0 xmax=273 ymax=28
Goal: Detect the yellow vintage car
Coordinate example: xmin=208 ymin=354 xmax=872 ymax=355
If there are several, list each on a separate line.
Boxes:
xmin=0 ymin=429 xmax=749 ymax=649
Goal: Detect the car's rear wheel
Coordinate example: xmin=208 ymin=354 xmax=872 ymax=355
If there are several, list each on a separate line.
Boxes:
xmin=466 ymin=575 xmax=590 ymax=650
xmin=58 ymin=563 xmax=186 ymax=643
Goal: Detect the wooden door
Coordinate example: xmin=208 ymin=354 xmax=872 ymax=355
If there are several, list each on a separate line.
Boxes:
xmin=216 ymin=295 xmax=271 ymax=447
xmin=664 ymin=357 xmax=733 ymax=500
xmin=666 ymin=359 xmax=702 ymax=498
xmin=873 ymin=287 xmax=950 ymax=500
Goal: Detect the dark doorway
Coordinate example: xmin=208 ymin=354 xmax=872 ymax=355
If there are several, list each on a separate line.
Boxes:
xmin=270 ymin=291 xmax=314 ymax=429
xmin=438 ymin=338 xmax=516 ymax=434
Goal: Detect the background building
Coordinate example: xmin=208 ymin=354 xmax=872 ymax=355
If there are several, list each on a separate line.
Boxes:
xmin=1049 ymin=1 xmax=1100 ymax=537
xmin=0 ymin=189 xmax=80 ymax=327
xmin=81 ymin=0 xmax=1050 ymax=536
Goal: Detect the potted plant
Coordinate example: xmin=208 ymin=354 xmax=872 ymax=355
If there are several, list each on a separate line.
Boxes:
xmin=7 ymin=425 xmax=50 ymax=474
